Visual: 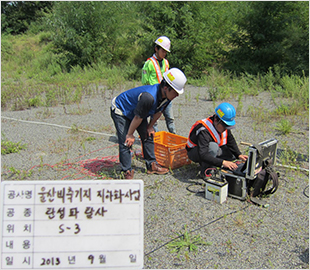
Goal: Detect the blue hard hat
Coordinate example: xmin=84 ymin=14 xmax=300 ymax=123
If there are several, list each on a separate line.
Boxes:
xmin=215 ymin=102 xmax=236 ymax=126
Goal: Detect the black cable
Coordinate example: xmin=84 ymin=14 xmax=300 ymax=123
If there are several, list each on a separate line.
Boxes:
xmin=185 ymin=168 xmax=221 ymax=194
xmin=303 ymin=185 xmax=309 ymax=198
xmin=186 ymin=182 xmax=205 ymax=194
xmin=144 ymin=205 xmax=250 ymax=257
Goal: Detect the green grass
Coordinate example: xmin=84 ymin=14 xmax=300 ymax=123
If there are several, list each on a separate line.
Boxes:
xmin=1 ymin=138 xmax=27 ymax=155
xmin=274 ymin=119 xmax=293 ymax=135
xmin=1 ymin=33 xmax=309 ymax=115
xmin=189 ymin=68 xmax=309 ymax=113
xmin=1 ymin=33 xmax=139 ymax=110
xmin=166 ymin=225 xmax=212 ymax=257
xmin=278 ymin=142 xmax=300 ymax=167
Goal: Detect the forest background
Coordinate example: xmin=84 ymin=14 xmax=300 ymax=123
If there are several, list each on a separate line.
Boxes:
xmin=1 ymin=1 xmax=309 ymax=116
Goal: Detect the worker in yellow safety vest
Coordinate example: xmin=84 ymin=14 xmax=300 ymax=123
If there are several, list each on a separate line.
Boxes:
xmin=186 ymin=102 xmax=248 ymax=180
xmin=142 ymin=36 xmax=176 ymax=134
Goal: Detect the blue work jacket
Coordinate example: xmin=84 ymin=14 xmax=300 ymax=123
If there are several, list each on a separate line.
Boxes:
xmin=115 ymin=84 xmax=170 ymax=120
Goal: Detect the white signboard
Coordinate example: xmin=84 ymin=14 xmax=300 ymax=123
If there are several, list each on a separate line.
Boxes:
xmin=1 ymin=180 xmax=144 ymax=269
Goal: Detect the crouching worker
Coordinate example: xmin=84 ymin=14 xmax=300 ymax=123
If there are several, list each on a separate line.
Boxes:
xmin=111 ymin=68 xmax=187 ymax=179
xmin=186 ymin=102 xmax=248 ymax=180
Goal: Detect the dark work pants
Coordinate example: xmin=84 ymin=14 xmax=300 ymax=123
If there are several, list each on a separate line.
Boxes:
xmin=187 ymin=142 xmax=236 ymax=174
xmin=111 ymin=108 xmax=156 ymax=172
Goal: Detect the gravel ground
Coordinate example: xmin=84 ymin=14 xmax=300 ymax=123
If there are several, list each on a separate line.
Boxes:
xmin=1 ymin=85 xmax=309 ymax=269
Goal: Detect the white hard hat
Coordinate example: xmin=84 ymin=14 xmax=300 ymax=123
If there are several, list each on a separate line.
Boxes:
xmin=155 ymin=36 xmax=171 ymax=52
xmin=163 ymin=68 xmax=187 ymax=95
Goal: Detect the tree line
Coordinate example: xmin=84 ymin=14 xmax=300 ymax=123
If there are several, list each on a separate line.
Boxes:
xmin=1 ymin=1 xmax=309 ymax=78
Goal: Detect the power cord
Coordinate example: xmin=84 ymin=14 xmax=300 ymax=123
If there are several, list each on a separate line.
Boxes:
xmin=303 ymin=185 xmax=309 ymax=198
xmin=186 ymin=168 xmax=219 ymax=194
xmin=186 ymin=181 xmax=205 ymax=194
xmin=144 ymin=205 xmax=250 ymax=257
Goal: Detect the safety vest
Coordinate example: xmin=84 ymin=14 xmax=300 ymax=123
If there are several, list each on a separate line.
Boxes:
xmin=187 ymin=117 xmax=227 ymax=148
xmin=148 ymin=56 xmax=169 ymax=83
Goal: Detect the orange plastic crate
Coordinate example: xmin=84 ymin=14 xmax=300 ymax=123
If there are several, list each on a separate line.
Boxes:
xmin=152 ymin=131 xmax=191 ymax=169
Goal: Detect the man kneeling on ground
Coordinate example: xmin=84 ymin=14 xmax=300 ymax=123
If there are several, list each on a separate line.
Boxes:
xmin=186 ymin=102 xmax=248 ymax=180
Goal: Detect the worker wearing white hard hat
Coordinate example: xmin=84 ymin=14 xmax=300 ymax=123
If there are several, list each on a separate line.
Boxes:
xmin=111 ymin=68 xmax=187 ymax=179
xmin=142 ymin=36 xmax=177 ymax=134
xmin=155 ymin=36 xmax=171 ymax=52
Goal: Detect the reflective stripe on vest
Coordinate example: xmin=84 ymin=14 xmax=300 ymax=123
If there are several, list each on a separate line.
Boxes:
xmin=148 ymin=56 xmax=169 ymax=83
xmin=186 ymin=117 xmax=227 ymax=148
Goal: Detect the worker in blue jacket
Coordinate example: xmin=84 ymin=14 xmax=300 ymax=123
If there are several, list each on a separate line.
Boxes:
xmin=111 ymin=68 xmax=187 ymax=179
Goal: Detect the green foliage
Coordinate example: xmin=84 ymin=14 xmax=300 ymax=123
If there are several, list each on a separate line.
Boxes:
xmin=137 ymin=1 xmax=238 ymax=77
xmin=1 ymin=32 xmax=141 ymax=110
xmin=86 ymin=137 xmax=96 ymax=142
xmin=167 ymin=225 xmax=212 ymax=256
xmin=278 ymin=141 xmax=300 ymax=166
xmin=44 ymin=2 xmax=143 ymax=72
xmin=247 ymin=103 xmax=272 ymax=124
xmin=274 ymin=119 xmax=292 ymax=135
xmin=2 ymin=31 xmax=308 ymax=112
xmin=226 ymin=1 xmax=309 ymax=76
xmin=266 ymin=71 xmax=309 ymax=112
xmin=260 ymin=66 xmax=282 ymax=91
xmin=1 ymin=2 xmax=309 ymax=111
xmin=1 ymin=35 xmax=13 ymax=61
xmin=1 ymin=135 xmax=27 ymax=155
xmin=1 ymin=1 xmax=54 ymax=34
xmin=1 ymin=2 xmax=308 ymax=78
xmin=26 ymin=96 xmax=41 ymax=108
xmin=279 ymin=73 xmax=309 ymax=110
xmin=273 ymin=103 xmax=300 ymax=117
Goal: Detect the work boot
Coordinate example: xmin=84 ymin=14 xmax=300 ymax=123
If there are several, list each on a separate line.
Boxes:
xmin=124 ymin=169 xmax=134 ymax=180
xmin=147 ymin=162 xmax=169 ymax=175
